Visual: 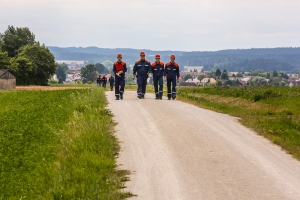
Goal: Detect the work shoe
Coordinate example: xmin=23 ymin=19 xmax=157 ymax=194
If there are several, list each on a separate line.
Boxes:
xmin=172 ymin=96 xmax=176 ymax=100
xmin=155 ymin=97 xmax=159 ymax=100
xmin=168 ymin=98 xmax=171 ymax=100
xmin=115 ymin=97 xmax=119 ymax=100
xmin=141 ymin=96 xmax=145 ymax=99
xmin=120 ymin=94 xmax=123 ymax=100
xmin=159 ymin=97 xmax=162 ymax=100
xmin=137 ymin=95 xmax=142 ymax=99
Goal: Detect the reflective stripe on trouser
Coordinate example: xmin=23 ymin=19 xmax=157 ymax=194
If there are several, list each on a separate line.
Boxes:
xmin=153 ymin=76 xmax=163 ymax=97
xmin=137 ymin=74 xmax=148 ymax=96
xmin=115 ymin=76 xmax=125 ymax=97
xmin=167 ymin=77 xmax=176 ymax=98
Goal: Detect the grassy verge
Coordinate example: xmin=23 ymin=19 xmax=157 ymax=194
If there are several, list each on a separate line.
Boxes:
xmin=177 ymin=86 xmax=300 ymax=160
xmin=0 ymin=88 xmax=132 ymax=199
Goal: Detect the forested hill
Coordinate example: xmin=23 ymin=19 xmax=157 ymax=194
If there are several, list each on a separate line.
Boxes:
xmin=48 ymin=46 xmax=300 ymax=73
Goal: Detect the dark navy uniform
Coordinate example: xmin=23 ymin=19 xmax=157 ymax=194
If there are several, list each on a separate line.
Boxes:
xmin=133 ymin=59 xmax=152 ymax=98
xmin=113 ymin=61 xmax=127 ymax=99
xmin=151 ymin=61 xmax=164 ymax=99
xmin=164 ymin=62 xmax=180 ymax=99
xmin=96 ymin=76 xmax=102 ymax=86
xmin=101 ymin=75 xmax=107 ymax=88
xmin=108 ymin=76 xmax=115 ymax=91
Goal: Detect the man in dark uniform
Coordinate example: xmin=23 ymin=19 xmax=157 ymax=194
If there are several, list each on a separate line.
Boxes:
xmin=113 ymin=53 xmax=127 ymax=100
xmin=108 ymin=74 xmax=115 ymax=91
xmin=164 ymin=54 xmax=180 ymax=100
xmin=151 ymin=54 xmax=164 ymax=100
xmin=96 ymin=75 xmax=102 ymax=86
xmin=133 ymin=51 xmax=152 ymax=99
xmin=101 ymin=74 xmax=107 ymax=88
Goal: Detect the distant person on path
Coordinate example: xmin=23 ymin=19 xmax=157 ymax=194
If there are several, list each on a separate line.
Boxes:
xmin=151 ymin=54 xmax=164 ymax=100
xmin=133 ymin=51 xmax=152 ymax=99
xmin=164 ymin=54 xmax=180 ymax=100
xmin=96 ymin=75 xmax=102 ymax=86
xmin=108 ymin=74 xmax=115 ymax=91
xmin=101 ymin=74 xmax=107 ymax=88
xmin=113 ymin=53 xmax=127 ymax=100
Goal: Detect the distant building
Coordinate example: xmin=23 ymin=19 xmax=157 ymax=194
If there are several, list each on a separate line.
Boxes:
xmin=184 ymin=66 xmax=204 ymax=72
xmin=0 ymin=69 xmax=16 ymax=89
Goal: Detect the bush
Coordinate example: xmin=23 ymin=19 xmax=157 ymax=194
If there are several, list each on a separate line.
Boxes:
xmin=87 ymin=81 xmax=92 ymax=84
xmin=77 ymin=80 xmax=82 ymax=84
xmin=49 ymin=78 xmax=58 ymax=84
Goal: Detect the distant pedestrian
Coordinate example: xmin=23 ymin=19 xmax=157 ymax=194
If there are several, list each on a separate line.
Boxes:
xmin=151 ymin=54 xmax=164 ymax=99
xmin=133 ymin=51 xmax=152 ymax=99
xmin=101 ymin=74 xmax=107 ymax=88
xmin=96 ymin=75 xmax=102 ymax=86
xmin=164 ymin=54 xmax=180 ymax=100
xmin=113 ymin=53 xmax=127 ymax=100
xmin=108 ymin=74 xmax=115 ymax=91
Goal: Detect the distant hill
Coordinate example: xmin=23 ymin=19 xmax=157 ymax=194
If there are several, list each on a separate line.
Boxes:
xmin=47 ymin=46 xmax=300 ymax=73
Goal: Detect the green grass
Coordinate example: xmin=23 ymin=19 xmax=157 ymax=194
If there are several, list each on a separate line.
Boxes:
xmin=177 ymin=86 xmax=300 ymax=160
xmin=0 ymin=88 xmax=132 ymax=199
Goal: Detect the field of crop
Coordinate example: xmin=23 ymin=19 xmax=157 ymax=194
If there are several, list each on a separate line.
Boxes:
xmin=178 ymin=86 xmax=300 ymax=160
xmin=0 ymin=87 xmax=132 ymax=199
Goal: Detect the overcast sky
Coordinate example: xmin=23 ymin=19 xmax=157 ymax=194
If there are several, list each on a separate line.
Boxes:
xmin=1 ymin=0 xmax=300 ymax=51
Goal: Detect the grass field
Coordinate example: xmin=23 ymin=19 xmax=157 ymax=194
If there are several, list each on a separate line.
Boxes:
xmin=0 ymin=87 xmax=132 ymax=199
xmin=177 ymin=86 xmax=300 ymax=160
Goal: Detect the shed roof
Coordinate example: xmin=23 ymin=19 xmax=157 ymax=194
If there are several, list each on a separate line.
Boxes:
xmin=0 ymin=69 xmax=16 ymax=79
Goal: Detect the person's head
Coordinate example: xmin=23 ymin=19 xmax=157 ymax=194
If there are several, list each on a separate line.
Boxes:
xmin=117 ymin=53 xmax=122 ymax=62
xmin=99 ymin=75 xmax=101 ymax=78
xmin=170 ymin=54 xmax=175 ymax=63
xmin=140 ymin=51 xmax=146 ymax=61
xmin=155 ymin=54 xmax=160 ymax=63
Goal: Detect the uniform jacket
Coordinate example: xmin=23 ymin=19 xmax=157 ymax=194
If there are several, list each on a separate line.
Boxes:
xmin=151 ymin=61 xmax=164 ymax=77
xmin=113 ymin=61 xmax=127 ymax=78
xmin=133 ymin=59 xmax=152 ymax=76
xmin=101 ymin=76 xmax=107 ymax=83
xmin=109 ymin=77 xmax=115 ymax=84
xmin=164 ymin=62 xmax=180 ymax=79
xmin=97 ymin=77 xmax=102 ymax=84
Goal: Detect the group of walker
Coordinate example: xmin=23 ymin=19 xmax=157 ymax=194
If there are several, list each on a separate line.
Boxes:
xmin=97 ymin=74 xmax=115 ymax=91
xmin=113 ymin=51 xmax=180 ymax=100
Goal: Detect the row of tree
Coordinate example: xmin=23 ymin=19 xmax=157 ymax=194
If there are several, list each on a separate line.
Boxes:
xmin=0 ymin=26 xmax=56 ymax=85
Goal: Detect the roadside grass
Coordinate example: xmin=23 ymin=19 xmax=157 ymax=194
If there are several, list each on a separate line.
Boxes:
xmin=0 ymin=88 xmax=132 ymax=199
xmin=177 ymin=86 xmax=300 ymax=160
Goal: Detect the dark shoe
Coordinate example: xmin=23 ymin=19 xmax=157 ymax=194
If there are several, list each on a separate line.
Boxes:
xmin=168 ymin=98 xmax=171 ymax=100
xmin=141 ymin=96 xmax=145 ymax=99
xmin=115 ymin=98 xmax=119 ymax=100
xmin=159 ymin=97 xmax=162 ymax=100
xmin=120 ymin=94 xmax=123 ymax=100
xmin=172 ymin=96 xmax=176 ymax=100
xmin=155 ymin=97 xmax=159 ymax=100
xmin=137 ymin=95 xmax=142 ymax=99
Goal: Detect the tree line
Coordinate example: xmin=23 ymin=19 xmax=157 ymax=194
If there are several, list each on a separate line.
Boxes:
xmin=0 ymin=26 xmax=56 ymax=85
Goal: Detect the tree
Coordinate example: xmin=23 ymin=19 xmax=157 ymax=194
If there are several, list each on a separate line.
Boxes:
xmin=221 ymin=70 xmax=229 ymax=80
xmin=184 ymin=74 xmax=193 ymax=81
xmin=80 ymin=64 xmax=98 ymax=83
xmin=0 ymin=51 xmax=11 ymax=69
xmin=9 ymin=55 xmax=33 ymax=85
xmin=215 ymin=68 xmax=221 ymax=78
xmin=236 ymin=72 xmax=243 ymax=77
xmin=56 ymin=63 xmax=68 ymax=81
xmin=273 ymin=70 xmax=278 ymax=77
xmin=197 ymin=74 xmax=206 ymax=81
xmin=21 ymin=44 xmax=56 ymax=85
xmin=266 ymin=72 xmax=271 ymax=79
xmin=216 ymin=79 xmax=223 ymax=86
xmin=95 ymin=63 xmax=109 ymax=74
xmin=0 ymin=26 xmax=35 ymax=57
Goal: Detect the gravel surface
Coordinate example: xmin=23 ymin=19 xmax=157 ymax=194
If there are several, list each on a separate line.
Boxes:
xmin=107 ymin=91 xmax=300 ymax=200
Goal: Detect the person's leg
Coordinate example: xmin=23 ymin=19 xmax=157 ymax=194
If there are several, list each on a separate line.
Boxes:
xmin=120 ymin=78 xmax=125 ymax=100
xmin=172 ymin=78 xmax=177 ymax=99
xmin=153 ymin=76 xmax=159 ymax=99
xmin=167 ymin=78 xmax=171 ymax=99
xmin=137 ymin=75 xmax=143 ymax=98
xmin=115 ymin=77 xmax=120 ymax=100
xmin=142 ymin=75 xmax=147 ymax=98
xmin=110 ymin=83 xmax=113 ymax=91
xmin=158 ymin=76 xmax=163 ymax=99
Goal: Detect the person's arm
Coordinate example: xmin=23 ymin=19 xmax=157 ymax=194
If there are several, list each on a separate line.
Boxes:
xmin=176 ymin=64 xmax=180 ymax=82
xmin=113 ymin=63 xmax=116 ymax=74
xmin=148 ymin=61 xmax=152 ymax=73
xmin=133 ymin=62 xmax=137 ymax=75
xmin=123 ymin=63 xmax=127 ymax=73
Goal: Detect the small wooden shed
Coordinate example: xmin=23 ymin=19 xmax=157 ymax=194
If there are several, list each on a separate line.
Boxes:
xmin=0 ymin=69 xmax=16 ymax=89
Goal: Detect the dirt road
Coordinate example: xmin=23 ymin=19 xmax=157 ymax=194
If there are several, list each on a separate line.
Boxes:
xmin=106 ymin=91 xmax=300 ymax=200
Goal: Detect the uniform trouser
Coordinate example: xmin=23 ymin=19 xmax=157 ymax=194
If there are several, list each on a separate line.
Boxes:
xmin=137 ymin=74 xmax=148 ymax=97
xmin=115 ymin=76 xmax=125 ymax=98
xmin=167 ymin=77 xmax=177 ymax=98
xmin=102 ymin=82 xmax=106 ymax=88
xmin=153 ymin=76 xmax=163 ymax=98
xmin=110 ymin=82 xmax=114 ymax=90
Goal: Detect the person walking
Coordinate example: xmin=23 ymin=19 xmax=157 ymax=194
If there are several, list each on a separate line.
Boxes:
xmin=164 ymin=54 xmax=180 ymax=100
xmin=108 ymin=74 xmax=115 ymax=91
xmin=113 ymin=53 xmax=127 ymax=100
xmin=96 ymin=75 xmax=102 ymax=86
xmin=133 ymin=51 xmax=152 ymax=99
xmin=151 ymin=54 xmax=164 ymax=100
xmin=101 ymin=74 xmax=107 ymax=88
